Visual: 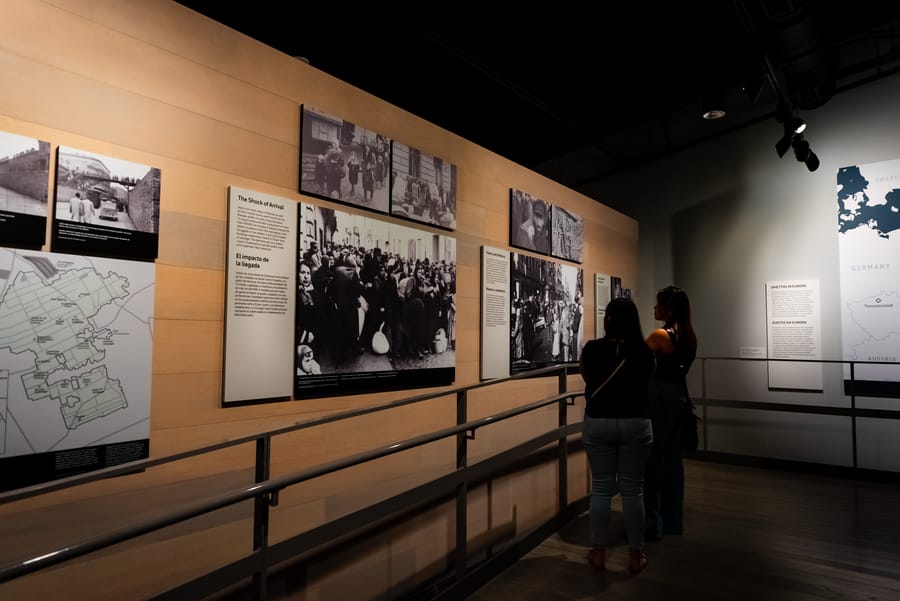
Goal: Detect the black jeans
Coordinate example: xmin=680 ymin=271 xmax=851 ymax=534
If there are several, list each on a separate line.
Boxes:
xmin=644 ymin=378 xmax=687 ymax=538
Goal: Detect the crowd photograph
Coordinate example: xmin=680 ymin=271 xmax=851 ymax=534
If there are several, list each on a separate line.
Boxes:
xmin=510 ymin=252 xmax=584 ymax=372
xmin=295 ymin=203 xmax=456 ymax=394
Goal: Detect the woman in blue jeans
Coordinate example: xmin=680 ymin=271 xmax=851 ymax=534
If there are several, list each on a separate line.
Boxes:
xmin=580 ymin=297 xmax=654 ymax=574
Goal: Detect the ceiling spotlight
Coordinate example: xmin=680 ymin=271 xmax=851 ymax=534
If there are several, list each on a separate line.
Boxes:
xmin=792 ymin=136 xmax=811 ymax=162
xmin=784 ymin=135 xmax=820 ymax=171
xmin=701 ymin=90 xmax=726 ymax=120
xmin=804 ymin=151 xmax=820 ymax=172
xmin=788 ymin=116 xmax=806 ymax=134
xmin=775 ymin=130 xmax=793 ymax=158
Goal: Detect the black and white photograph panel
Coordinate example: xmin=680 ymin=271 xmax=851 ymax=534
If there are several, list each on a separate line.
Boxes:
xmin=0 ymin=131 xmax=50 ymax=249
xmin=551 ymin=205 xmax=584 ymax=263
xmin=52 ymin=146 xmax=161 ymax=261
xmin=390 ymin=141 xmax=457 ymax=230
xmin=509 ymin=188 xmax=551 ymax=255
xmin=510 ymin=253 xmax=584 ymax=374
xmin=299 ymin=106 xmax=391 ymax=215
xmin=295 ymin=201 xmax=456 ymax=397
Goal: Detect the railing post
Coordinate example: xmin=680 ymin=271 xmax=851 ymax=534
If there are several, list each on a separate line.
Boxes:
xmin=850 ymin=362 xmax=858 ymax=470
xmin=455 ymin=389 xmax=468 ymax=581
xmin=252 ymin=435 xmax=272 ymax=601
xmin=701 ymin=358 xmax=707 ymax=451
xmin=558 ymin=393 xmax=568 ymax=511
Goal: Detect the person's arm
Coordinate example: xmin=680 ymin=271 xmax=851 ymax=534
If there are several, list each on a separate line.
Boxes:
xmin=646 ymin=327 xmax=674 ymax=354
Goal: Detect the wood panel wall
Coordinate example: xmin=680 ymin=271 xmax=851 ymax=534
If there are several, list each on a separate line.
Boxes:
xmin=0 ymin=1 xmax=638 ymax=599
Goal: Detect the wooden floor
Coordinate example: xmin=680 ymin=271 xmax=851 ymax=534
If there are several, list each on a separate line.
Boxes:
xmin=466 ymin=459 xmax=900 ymax=601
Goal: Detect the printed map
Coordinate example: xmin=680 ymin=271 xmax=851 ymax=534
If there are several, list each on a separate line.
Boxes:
xmin=0 ymin=248 xmax=154 ymax=458
xmin=837 ymin=160 xmax=900 ymax=382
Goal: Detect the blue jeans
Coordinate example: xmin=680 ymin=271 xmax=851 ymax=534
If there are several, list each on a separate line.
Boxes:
xmin=644 ymin=378 xmax=688 ymax=538
xmin=582 ymin=416 xmax=653 ymax=548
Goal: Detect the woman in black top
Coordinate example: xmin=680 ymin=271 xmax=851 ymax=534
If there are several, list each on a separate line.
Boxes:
xmin=643 ymin=285 xmax=698 ymax=540
xmin=580 ymin=297 xmax=654 ymax=574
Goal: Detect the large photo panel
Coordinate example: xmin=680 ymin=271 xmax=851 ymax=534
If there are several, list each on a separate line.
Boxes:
xmin=510 ymin=252 xmax=584 ymax=374
xmin=299 ymin=105 xmax=391 ymax=215
xmin=296 ymin=202 xmax=456 ymax=397
xmin=0 ymin=131 xmax=50 ymax=249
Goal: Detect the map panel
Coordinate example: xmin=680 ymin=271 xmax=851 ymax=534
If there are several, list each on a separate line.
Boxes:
xmin=0 ymin=247 xmax=154 ymax=464
xmin=837 ymin=160 xmax=900 ymax=388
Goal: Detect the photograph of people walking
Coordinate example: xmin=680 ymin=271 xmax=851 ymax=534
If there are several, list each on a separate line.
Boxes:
xmin=299 ymin=106 xmax=391 ymax=215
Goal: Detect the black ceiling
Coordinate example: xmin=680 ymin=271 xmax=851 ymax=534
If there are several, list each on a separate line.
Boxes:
xmin=177 ymin=1 xmax=900 ymax=208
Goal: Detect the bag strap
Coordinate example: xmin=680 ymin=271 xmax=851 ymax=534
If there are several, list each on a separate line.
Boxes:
xmin=588 ymin=358 xmax=625 ymax=400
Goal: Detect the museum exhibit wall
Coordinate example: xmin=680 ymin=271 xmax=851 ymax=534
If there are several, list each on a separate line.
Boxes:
xmin=0 ymin=1 xmax=638 ymax=599
xmin=587 ymin=71 xmax=900 ymax=472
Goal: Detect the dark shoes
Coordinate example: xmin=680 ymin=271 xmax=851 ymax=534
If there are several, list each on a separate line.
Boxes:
xmin=587 ymin=546 xmax=646 ymax=574
xmin=628 ymin=549 xmax=648 ymax=575
xmin=586 ymin=546 xmax=605 ymax=571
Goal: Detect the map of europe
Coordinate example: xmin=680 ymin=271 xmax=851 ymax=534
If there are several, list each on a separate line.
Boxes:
xmin=837 ymin=160 xmax=900 ymax=394
xmin=837 ymin=165 xmax=900 ymax=238
xmin=0 ymin=248 xmax=154 ymax=459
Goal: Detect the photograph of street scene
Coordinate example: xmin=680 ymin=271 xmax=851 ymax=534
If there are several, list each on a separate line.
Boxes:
xmin=295 ymin=201 xmax=456 ymax=397
xmin=551 ymin=205 xmax=584 ymax=263
xmin=390 ymin=141 xmax=457 ymax=230
xmin=53 ymin=146 xmax=161 ymax=261
xmin=510 ymin=252 xmax=584 ymax=374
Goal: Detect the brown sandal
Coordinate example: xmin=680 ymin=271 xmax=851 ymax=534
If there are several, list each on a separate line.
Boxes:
xmin=628 ymin=549 xmax=648 ymax=574
xmin=586 ymin=546 xmax=605 ymax=571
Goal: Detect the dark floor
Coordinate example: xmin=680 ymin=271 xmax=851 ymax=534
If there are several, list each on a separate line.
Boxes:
xmin=467 ymin=459 xmax=900 ymax=601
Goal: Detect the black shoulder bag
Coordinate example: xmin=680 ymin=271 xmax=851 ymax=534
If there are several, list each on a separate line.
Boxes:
xmin=588 ymin=358 xmax=625 ymax=401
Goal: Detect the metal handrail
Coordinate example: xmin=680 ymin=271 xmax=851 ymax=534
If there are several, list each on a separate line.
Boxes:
xmin=0 ymin=366 xmax=583 ymax=598
xmin=692 ymin=356 xmax=900 ymax=469
xmin=7 ymin=355 xmax=896 ymax=596
xmin=0 ymin=363 xmax=575 ymax=505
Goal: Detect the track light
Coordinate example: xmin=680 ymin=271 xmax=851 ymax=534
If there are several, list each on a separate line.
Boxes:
xmin=792 ymin=136 xmax=811 ymax=162
xmin=775 ymin=130 xmax=793 ymax=158
xmin=788 ymin=117 xmax=806 ymax=134
xmin=701 ymin=90 xmax=726 ymax=120
xmin=804 ymin=151 xmax=820 ymax=172
xmin=773 ymin=108 xmax=819 ymax=171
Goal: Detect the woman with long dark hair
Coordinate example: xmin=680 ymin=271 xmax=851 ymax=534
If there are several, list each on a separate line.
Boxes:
xmin=643 ymin=285 xmax=698 ymax=541
xmin=580 ymin=297 xmax=654 ymax=574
